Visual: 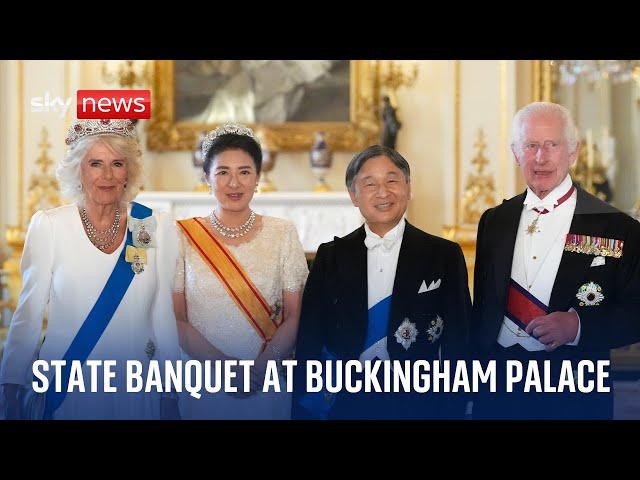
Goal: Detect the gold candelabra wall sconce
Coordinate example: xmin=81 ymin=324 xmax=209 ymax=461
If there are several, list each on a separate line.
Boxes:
xmin=102 ymin=60 xmax=151 ymax=89
xmin=359 ymin=61 xmax=419 ymax=120
xmin=379 ymin=60 xmax=419 ymax=102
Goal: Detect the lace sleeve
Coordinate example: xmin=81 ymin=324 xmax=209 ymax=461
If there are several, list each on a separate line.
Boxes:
xmin=172 ymin=224 xmax=186 ymax=294
xmin=281 ymin=222 xmax=309 ymax=293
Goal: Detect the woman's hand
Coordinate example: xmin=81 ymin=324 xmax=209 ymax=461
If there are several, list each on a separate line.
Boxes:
xmin=1 ymin=384 xmax=21 ymax=420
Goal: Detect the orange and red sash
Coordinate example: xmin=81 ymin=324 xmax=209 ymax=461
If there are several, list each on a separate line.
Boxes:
xmin=177 ymin=217 xmax=277 ymax=343
xmin=505 ymin=279 xmax=549 ymax=330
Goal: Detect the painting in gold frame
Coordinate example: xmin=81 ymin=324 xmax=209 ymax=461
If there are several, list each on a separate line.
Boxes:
xmin=146 ymin=60 xmax=382 ymax=152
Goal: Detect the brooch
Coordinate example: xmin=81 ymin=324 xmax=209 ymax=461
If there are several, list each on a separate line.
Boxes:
xmin=426 ymin=315 xmax=444 ymax=343
xmin=125 ymin=215 xmax=156 ymax=274
xmin=128 ymin=216 xmax=157 ymax=249
xmin=270 ymin=301 xmax=283 ymax=326
xmin=395 ymin=318 xmax=418 ymax=351
xmin=125 ymin=245 xmax=147 ymax=274
xmin=576 ymin=282 xmax=604 ymax=306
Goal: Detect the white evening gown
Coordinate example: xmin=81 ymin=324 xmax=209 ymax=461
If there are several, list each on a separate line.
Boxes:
xmin=174 ymin=216 xmax=308 ymax=419
xmin=0 ymin=204 xmax=180 ymax=419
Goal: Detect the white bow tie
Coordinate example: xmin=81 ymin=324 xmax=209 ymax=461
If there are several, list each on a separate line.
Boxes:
xmin=364 ymin=234 xmax=398 ymax=252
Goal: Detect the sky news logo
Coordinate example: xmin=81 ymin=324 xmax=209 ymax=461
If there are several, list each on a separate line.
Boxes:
xmin=30 ymin=92 xmax=73 ymax=118
xmin=77 ymin=90 xmax=151 ymax=119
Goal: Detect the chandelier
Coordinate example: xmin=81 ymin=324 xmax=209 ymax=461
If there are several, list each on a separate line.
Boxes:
xmin=553 ymin=60 xmax=640 ymax=85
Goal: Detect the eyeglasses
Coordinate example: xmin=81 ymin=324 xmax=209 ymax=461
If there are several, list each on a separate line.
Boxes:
xmin=521 ymin=140 xmax=563 ymax=156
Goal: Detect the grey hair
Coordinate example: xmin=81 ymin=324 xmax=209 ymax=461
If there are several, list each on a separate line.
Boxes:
xmin=511 ymin=101 xmax=579 ymax=153
xmin=345 ymin=145 xmax=410 ymax=191
xmin=56 ymin=134 xmax=143 ymax=205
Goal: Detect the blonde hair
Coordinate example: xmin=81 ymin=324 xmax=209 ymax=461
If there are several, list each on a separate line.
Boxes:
xmin=56 ymin=134 xmax=143 ymax=204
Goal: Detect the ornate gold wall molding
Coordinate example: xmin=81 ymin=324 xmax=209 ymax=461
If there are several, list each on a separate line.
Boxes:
xmin=2 ymin=124 xmax=61 ymax=316
xmin=27 ymin=128 xmax=60 ymax=219
xmin=17 ymin=60 xmax=24 ymax=227
xmin=532 ymin=60 xmax=553 ymax=102
xmin=500 ymin=60 xmax=508 ymax=201
xmin=64 ymin=60 xmax=72 ymax=129
xmin=2 ymin=61 xmax=26 ymax=316
xmin=444 ymin=60 xmax=478 ymax=290
xmin=454 ymin=60 xmax=461 ymax=225
xmin=0 ymin=227 xmax=25 ymax=312
xmin=461 ymin=129 xmax=496 ymax=225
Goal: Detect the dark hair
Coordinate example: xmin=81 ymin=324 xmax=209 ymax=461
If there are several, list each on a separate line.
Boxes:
xmin=345 ymin=144 xmax=410 ymax=191
xmin=203 ymin=133 xmax=262 ymax=176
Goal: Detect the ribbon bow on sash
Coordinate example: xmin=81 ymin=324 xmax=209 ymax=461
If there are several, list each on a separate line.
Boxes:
xmin=128 ymin=216 xmax=157 ymax=248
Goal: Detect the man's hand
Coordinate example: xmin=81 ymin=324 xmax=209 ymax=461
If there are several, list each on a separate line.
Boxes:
xmin=525 ymin=311 xmax=580 ymax=352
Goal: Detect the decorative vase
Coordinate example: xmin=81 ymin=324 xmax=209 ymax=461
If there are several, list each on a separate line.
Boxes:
xmin=310 ymin=132 xmax=332 ymax=192
xmin=256 ymin=129 xmax=277 ymax=193
xmin=258 ymin=147 xmax=277 ymax=193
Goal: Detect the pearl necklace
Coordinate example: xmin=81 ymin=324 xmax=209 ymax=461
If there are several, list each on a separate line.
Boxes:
xmin=80 ymin=207 xmax=121 ymax=251
xmin=209 ymin=210 xmax=256 ymax=238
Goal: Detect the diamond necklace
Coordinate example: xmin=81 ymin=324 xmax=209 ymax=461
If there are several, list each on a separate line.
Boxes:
xmin=80 ymin=207 xmax=121 ymax=251
xmin=209 ymin=210 xmax=255 ymax=238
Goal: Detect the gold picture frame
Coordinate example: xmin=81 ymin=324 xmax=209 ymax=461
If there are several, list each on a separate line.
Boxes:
xmin=146 ymin=60 xmax=382 ymax=152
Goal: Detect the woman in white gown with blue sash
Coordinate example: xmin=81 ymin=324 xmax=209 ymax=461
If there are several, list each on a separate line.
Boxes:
xmin=0 ymin=119 xmax=181 ymax=420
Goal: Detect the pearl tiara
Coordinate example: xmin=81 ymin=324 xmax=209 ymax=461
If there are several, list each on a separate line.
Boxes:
xmin=201 ymin=123 xmax=258 ymax=160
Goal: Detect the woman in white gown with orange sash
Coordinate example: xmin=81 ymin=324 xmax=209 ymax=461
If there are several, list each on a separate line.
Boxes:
xmin=173 ymin=124 xmax=308 ymax=419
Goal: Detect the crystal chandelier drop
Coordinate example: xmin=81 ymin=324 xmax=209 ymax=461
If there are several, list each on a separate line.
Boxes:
xmin=553 ymin=60 xmax=640 ymax=85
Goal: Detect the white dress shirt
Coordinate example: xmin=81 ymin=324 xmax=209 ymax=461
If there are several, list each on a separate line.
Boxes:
xmin=497 ymin=175 xmax=581 ymax=350
xmin=359 ymin=218 xmax=406 ymax=362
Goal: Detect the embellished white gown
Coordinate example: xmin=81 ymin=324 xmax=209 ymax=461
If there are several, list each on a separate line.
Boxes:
xmin=174 ymin=216 xmax=308 ymax=419
xmin=0 ymin=204 xmax=181 ymax=419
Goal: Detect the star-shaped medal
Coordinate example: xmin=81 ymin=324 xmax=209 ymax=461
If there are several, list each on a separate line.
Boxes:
xmin=526 ymin=216 xmax=540 ymax=235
